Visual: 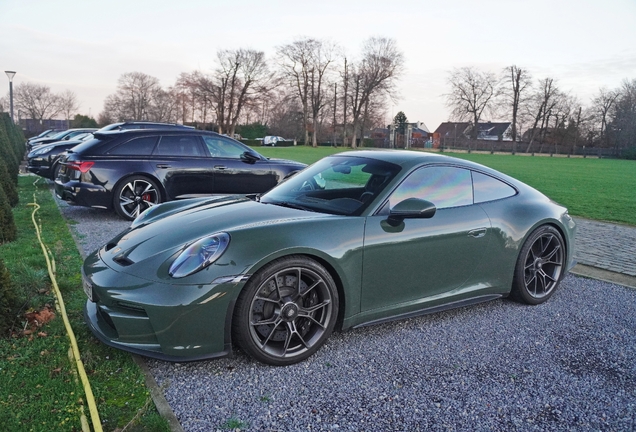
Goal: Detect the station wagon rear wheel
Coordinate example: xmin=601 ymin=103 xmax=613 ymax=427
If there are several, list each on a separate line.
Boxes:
xmin=512 ymin=225 xmax=565 ymax=305
xmin=233 ymin=256 xmax=339 ymax=366
xmin=114 ymin=176 xmax=161 ymax=221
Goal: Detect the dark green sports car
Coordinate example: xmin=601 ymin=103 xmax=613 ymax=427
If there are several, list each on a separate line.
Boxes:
xmin=83 ymin=150 xmax=576 ymax=365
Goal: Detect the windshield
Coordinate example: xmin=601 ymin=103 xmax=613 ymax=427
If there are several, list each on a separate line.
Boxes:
xmin=261 ymin=155 xmax=400 ymax=216
xmin=47 ymin=131 xmax=67 ymax=140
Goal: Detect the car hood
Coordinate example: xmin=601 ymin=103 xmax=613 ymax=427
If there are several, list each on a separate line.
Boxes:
xmin=267 ymin=157 xmax=306 ymax=167
xmin=98 ymin=196 xmax=328 ymax=281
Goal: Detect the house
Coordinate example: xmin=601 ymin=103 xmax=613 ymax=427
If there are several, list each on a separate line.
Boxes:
xmin=433 ymin=121 xmax=512 ymax=142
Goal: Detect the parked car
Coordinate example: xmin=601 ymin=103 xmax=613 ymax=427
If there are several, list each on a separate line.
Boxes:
xmin=81 ymin=150 xmax=576 ymax=365
xmin=262 ymin=136 xmax=286 ymax=146
xmin=54 ymin=129 xmax=307 ymax=220
xmin=26 ymin=129 xmax=63 ymax=145
xmin=28 ymin=128 xmax=98 ymax=150
xmin=27 ymin=133 xmax=94 ymax=180
xmin=97 ymin=121 xmax=195 ymax=132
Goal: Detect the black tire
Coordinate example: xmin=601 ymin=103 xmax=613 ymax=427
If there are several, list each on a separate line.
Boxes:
xmin=511 ymin=225 xmax=565 ymax=305
xmin=113 ymin=175 xmax=161 ymax=221
xmin=233 ymin=256 xmax=339 ymax=366
xmin=51 ymin=163 xmax=62 ymax=181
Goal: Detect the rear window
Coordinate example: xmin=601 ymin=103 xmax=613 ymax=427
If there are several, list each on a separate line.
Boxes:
xmin=66 ymin=137 xmax=113 ymax=154
xmin=472 ymin=172 xmax=517 ymax=203
xmin=107 ymin=136 xmax=158 ymax=155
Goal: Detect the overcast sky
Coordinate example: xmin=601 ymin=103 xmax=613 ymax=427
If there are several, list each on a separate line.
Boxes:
xmin=2 ymin=0 xmax=635 ymax=130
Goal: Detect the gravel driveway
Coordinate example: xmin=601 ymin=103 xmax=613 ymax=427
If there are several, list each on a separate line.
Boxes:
xmin=57 ymin=199 xmax=636 ymax=432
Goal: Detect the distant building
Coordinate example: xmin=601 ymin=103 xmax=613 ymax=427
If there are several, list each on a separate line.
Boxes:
xmin=433 ymin=121 xmax=512 ymax=147
xmin=19 ymin=118 xmax=70 ymax=135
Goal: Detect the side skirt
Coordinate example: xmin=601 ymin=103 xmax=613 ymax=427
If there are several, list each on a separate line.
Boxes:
xmin=352 ymin=294 xmax=502 ymax=329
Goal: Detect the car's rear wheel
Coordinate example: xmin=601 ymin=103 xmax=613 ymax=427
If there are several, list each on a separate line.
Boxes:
xmin=233 ymin=256 xmax=339 ymax=366
xmin=113 ymin=176 xmax=161 ymax=221
xmin=511 ymin=225 xmax=565 ymax=305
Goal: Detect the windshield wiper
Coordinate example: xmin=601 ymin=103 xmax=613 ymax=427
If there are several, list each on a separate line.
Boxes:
xmin=269 ymin=200 xmax=314 ymax=212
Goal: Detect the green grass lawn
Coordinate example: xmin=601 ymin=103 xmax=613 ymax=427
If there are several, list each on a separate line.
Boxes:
xmin=254 ymin=146 xmax=636 ymax=226
xmin=0 ymin=177 xmax=169 ymax=432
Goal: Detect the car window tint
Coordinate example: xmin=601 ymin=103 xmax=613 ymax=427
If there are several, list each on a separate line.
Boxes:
xmin=107 ymin=136 xmax=158 ymax=155
xmin=472 ymin=171 xmax=516 ymax=203
xmin=389 ymin=166 xmax=473 ymax=209
xmin=154 ymin=135 xmax=203 ymax=157
xmin=202 ymin=136 xmax=247 ymax=159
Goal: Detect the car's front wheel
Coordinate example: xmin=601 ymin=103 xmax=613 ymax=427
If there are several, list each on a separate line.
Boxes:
xmin=113 ymin=176 xmax=161 ymax=221
xmin=233 ymin=256 xmax=339 ymax=366
xmin=511 ymin=225 xmax=565 ymax=305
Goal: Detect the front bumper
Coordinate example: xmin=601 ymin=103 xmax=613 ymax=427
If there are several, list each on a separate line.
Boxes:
xmin=82 ymin=258 xmax=245 ymax=361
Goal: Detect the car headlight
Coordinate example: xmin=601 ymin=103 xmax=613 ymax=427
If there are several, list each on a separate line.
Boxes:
xmin=169 ymin=233 xmax=230 ymax=278
xmin=29 ymin=146 xmax=53 ymax=157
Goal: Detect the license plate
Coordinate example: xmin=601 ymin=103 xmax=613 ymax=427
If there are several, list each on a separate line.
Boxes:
xmin=83 ymin=279 xmax=94 ymax=302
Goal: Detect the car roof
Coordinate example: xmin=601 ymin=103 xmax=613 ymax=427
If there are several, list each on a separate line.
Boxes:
xmin=93 ymin=128 xmax=225 ymax=139
xmin=98 ymin=122 xmax=195 ymax=131
xmin=333 ymin=149 xmax=521 ymax=184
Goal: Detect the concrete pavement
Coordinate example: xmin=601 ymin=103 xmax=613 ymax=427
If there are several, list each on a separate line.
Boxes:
xmin=571 ymin=217 xmax=636 ymax=288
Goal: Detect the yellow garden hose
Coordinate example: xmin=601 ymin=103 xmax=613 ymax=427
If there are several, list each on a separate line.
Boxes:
xmin=29 ymin=194 xmax=103 ymax=432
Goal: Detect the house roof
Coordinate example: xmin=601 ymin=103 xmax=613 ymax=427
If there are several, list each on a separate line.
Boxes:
xmin=477 ymin=122 xmax=511 ymax=137
xmin=434 ymin=122 xmax=471 ymax=136
xmin=434 ymin=121 xmax=511 ymax=137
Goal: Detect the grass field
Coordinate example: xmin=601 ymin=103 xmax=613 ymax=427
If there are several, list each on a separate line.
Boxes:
xmin=255 ymin=146 xmax=636 ymax=226
xmin=0 ymin=177 xmax=169 ymax=431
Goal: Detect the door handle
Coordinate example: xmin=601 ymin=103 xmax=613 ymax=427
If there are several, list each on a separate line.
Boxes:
xmin=156 ymin=164 xmax=171 ymax=169
xmin=468 ymin=228 xmax=487 ymax=238
xmin=214 ymin=165 xmax=227 ymax=170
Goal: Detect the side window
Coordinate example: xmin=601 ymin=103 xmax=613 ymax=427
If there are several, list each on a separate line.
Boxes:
xmin=389 ymin=166 xmax=473 ymax=209
xmin=154 ymin=135 xmax=203 ymax=157
xmin=202 ymin=136 xmax=247 ymax=159
xmin=472 ymin=172 xmax=517 ymax=203
xmin=107 ymin=136 xmax=158 ymax=155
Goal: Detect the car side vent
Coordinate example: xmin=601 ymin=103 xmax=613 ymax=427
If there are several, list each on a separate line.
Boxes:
xmin=105 ymin=242 xmax=118 ymax=251
xmin=113 ymin=255 xmax=134 ymax=267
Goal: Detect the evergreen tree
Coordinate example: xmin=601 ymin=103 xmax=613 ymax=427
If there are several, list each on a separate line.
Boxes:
xmin=0 ymin=159 xmax=18 ymax=207
xmin=0 ymin=186 xmax=17 ymax=243
xmin=0 ymin=258 xmax=18 ymax=334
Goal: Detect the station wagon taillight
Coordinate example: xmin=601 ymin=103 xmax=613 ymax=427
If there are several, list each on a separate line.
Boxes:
xmin=66 ymin=161 xmax=95 ymax=173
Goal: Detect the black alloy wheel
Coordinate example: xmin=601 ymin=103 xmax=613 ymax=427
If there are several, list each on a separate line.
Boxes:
xmin=512 ymin=225 xmax=565 ymax=305
xmin=113 ymin=176 xmax=161 ymax=221
xmin=233 ymin=256 xmax=339 ymax=366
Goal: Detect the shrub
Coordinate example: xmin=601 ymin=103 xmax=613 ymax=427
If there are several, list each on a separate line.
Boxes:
xmin=0 ymin=186 xmax=17 ymax=243
xmin=0 ymin=159 xmax=18 ymax=207
xmin=0 ymin=124 xmax=19 ymax=183
xmin=620 ymin=146 xmax=636 ymax=160
xmin=1 ymin=113 xmax=25 ymax=157
xmin=0 ymin=258 xmax=18 ymax=335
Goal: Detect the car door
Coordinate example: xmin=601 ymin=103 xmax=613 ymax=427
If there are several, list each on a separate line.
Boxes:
xmin=361 ymin=166 xmax=492 ymax=312
xmin=151 ymin=134 xmax=214 ymax=199
xmin=201 ymin=135 xmax=277 ymax=194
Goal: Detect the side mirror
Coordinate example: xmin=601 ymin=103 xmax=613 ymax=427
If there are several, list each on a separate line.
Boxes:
xmin=241 ymin=152 xmax=260 ymax=164
xmin=387 ymin=198 xmax=436 ymax=227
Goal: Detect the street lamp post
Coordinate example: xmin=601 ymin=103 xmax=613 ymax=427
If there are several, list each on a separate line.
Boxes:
xmin=5 ymin=71 xmax=16 ymax=124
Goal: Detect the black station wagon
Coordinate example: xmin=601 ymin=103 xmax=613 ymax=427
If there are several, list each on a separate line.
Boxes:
xmin=54 ymin=129 xmax=307 ymax=220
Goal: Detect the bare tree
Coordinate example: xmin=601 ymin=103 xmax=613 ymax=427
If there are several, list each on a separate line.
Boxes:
xmin=348 ymin=37 xmax=404 ymax=148
xmin=592 ymin=88 xmax=619 ymax=147
xmin=502 ymin=65 xmax=532 ymax=144
xmin=213 ymin=49 xmax=272 ymax=135
xmin=445 ymin=67 xmax=500 ymax=139
xmin=609 ymin=79 xmax=636 ymax=151
xmin=57 ymin=90 xmax=80 ymax=122
xmin=308 ymin=41 xmax=338 ymax=146
xmin=524 ymin=78 xmax=562 ymax=153
xmin=13 ymin=82 xmax=61 ymax=122
xmin=101 ymin=72 xmax=162 ymax=121
xmin=277 ymin=38 xmax=319 ymax=145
